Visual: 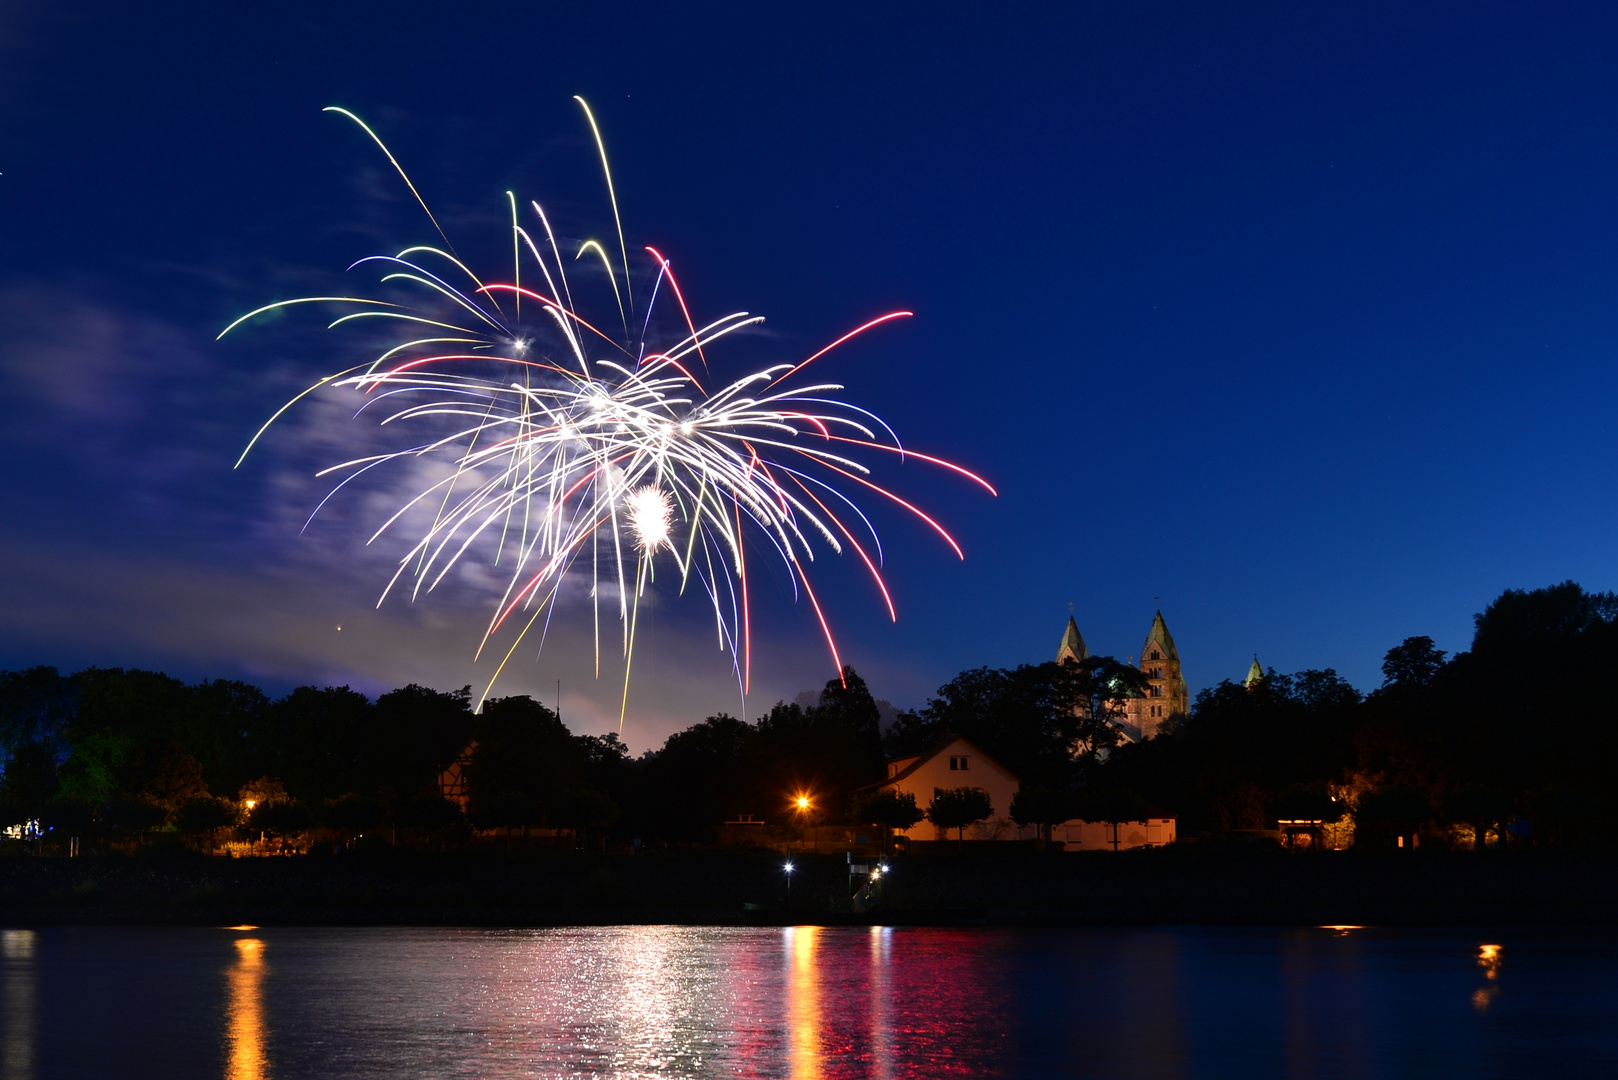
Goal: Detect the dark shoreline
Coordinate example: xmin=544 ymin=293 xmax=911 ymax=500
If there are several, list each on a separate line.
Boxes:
xmin=2 ymin=848 xmax=1614 ymax=928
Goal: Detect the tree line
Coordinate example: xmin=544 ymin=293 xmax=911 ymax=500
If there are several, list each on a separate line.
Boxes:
xmin=0 ymin=581 xmax=1612 ymax=852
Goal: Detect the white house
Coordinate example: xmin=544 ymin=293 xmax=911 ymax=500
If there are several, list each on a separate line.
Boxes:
xmin=866 ymin=735 xmax=1177 ymax=849
xmin=868 ymin=735 xmax=1022 ymax=842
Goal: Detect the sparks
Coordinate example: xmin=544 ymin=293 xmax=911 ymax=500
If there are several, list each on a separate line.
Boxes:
xmin=223 ymin=101 xmax=994 ymax=725
xmin=626 ymin=486 xmax=673 ymax=553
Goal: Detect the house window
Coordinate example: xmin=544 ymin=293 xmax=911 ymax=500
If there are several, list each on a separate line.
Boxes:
xmin=949 ymin=756 xmax=968 ymax=770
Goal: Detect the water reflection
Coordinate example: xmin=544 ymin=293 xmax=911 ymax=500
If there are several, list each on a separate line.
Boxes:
xmin=1472 ymin=943 xmax=1503 ymax=1013
xmin=866 ymin=927 xmax=891 ymax=1080
xmin=7 ymin=926 xmax=1615 ymax=1078
xmin=786 ymin=926 xmax=822 ymax=1079
xmin=226 ymin=938 xmax=267 ymax=1080
xmin=0 ymin=930 xmax=33 ymax=1080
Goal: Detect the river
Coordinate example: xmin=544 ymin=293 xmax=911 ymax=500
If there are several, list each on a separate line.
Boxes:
xmin=0 ymin=924 xmax=1612 ymax=1078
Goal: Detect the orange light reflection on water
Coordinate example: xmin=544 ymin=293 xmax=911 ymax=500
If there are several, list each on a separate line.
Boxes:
xmin=226 ymin=938 xmax=267 ymax=1080
xmin=1472 ymin=943 xmax=1504 ymax=1012
xmin=786 ymin=926 xmax=821 ymax=1080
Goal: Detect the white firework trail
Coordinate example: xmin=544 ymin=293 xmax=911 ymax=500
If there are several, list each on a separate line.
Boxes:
xmin=220 ymin=100 xmax=996 ymax=724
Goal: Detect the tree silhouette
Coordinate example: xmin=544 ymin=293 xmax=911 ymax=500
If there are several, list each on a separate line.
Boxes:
xmin=853 ymin=788 xmax=924 ymax=856
xmin=926 ymin=786 xmax=994 ymax=850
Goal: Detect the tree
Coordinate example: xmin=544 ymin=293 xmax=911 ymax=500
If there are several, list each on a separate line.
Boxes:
xmin=852 ymin=788 xmax=924 ymax=856
xmin=248 ymin=798 xmax=313 ymax=852
xmin=42 ymin=795 xmax=95 ymax=848
xmin=60 ymin=668 xmax=191 ymax=802
xmin=104 ymin=794 xmax=168 ymax=841
xmin=238 ymin=777 xmax=288 ymax=813
xmin=926 ymin=787 xmax=994 ymax=849
xmin=1067 ymin=657 xmax=1151 ymax=757
xmin=1074 ymin=787 xmax=1152 ymax=851
xmin=117 ymin=738 xmax=209 ymax=818
xmin=465 ymin=695 xmax=584 ymax=843
xmin=1525 ymin=784 xmax=1603 ymax=850
xmin=1009 ymin=785 xmax=1071 ymax=847
xmin=177 ymin=796 xmax=236 ymax=854
xmin=551 ymin=789 xmax=620 ymax=852
xmin=257 ymin=685 xmax=375 ymax=806
xmin=1381 ymin=636 xmax=1448 ymax=689
xmin=370 ymin=684 xmax=475 ymax=798
xmin=1355 ymin=788 xmax=1432 ymax=848
xmin=753 ymin=667 xmax=888 ymax=824
xmin=0 ymin=741 xmax=60 ymax=821
xmin=0 ymin=669 xmax=75 ymax=783
xmin=639 ymin=713 xmax=758 ymax=842
xmin=184 ymin=679 xmax=270 ymax=800
xmin=884 ymin=659 xmax=1147 ymax=792
xmin=321 ymin=793 xmax=386 ymax=845
xmin=576 ymin=731 xmax=635 ymax=835
xmin=395 ymin=793 xmax=464 ymax=836
xmin=1444 ymin=785 xmax=1511 ymax=851
xmin=1272 ymin=783 xmax=1342 ymax=824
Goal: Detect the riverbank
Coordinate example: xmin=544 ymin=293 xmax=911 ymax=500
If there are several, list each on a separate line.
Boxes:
xmin=0 ymin=847 xmax=1613 ymax=926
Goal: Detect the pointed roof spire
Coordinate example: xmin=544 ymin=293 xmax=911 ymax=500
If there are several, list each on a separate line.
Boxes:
xmin=1245 ymin=654 xmax=1264 ymax=688
xmin=1143 ymin=609 xmax=1179 ymax=662
xmin=1057 ymin=615 xmax=1089 ymax=664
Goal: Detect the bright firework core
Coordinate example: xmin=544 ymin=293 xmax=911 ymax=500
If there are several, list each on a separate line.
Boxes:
xmin=627 ymin=486 xmax=673 ymax=553
xmin=222 ymin=100 xmax=995 ymax=719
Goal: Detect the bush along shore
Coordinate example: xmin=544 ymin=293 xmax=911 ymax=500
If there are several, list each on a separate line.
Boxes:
xmin=1 ymin=847 xmax=1616 ymax=927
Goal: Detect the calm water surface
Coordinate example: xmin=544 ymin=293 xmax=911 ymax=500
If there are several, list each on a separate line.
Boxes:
xmin=0 ymin=924 xmax=1613 ymax=1078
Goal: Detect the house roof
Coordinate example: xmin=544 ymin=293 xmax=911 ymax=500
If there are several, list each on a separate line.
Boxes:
xmin=1143 ymin=609 xmax=1179 ymax=662
xmin=866 ymin=734 xmax=1020 ymax=792
xmin=1056 ymin=615 xmax=1089 ymax=663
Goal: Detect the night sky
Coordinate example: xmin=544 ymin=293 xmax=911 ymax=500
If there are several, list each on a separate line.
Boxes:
xmin=4 ymin=3 xmax=1618 ymax=749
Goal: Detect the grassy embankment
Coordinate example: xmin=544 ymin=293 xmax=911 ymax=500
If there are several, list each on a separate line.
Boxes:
xmin=0 ymin=846 xmax=1614 ymax=926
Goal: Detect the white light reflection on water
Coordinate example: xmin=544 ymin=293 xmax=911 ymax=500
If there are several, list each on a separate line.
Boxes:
xmin=0 ymin=930 xmax=33 ymax=1080
xmin=3 ymin=926 xmax=1615 ymax=1078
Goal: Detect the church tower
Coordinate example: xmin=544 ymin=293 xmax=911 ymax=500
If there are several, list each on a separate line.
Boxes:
xmin=1245 ymin=655 xmax=1264 ymax=688
xmin=1127 ymin=610 xmax=1190 ymax=740
xmin=1056 ymin=615 xmax=1089 ymax=665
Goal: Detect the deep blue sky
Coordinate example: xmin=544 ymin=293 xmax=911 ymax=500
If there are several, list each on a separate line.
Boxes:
xmin=3 ymin=3 xmax=1617 ymax=748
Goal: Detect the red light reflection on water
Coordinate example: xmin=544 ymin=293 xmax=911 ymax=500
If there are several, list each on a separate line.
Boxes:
xmin=768 ymin=926 xmax=1005 ymax=1078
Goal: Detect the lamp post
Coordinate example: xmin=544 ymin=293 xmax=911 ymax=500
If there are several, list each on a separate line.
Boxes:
xmin=793 ymin=794 xmax=814 ymax=853
xmin=783 ymin=860 xmax=795 ymax=905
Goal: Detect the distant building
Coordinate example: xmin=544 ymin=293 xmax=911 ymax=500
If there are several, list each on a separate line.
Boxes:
xmin=438 ymin=742 xmax=474 ymax=812
xmin=870 ymin=735 xmax=1021 ymax=842
xmin=1057 ymin=609 xmax=1190 ymax=742
xmin=1245 ymin=655 xmax=1264 ymax=688
xmin=1053 ymin=817 xmax=1178 ymax=851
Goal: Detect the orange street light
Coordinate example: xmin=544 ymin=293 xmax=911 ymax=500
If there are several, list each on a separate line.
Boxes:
xmin=795 ymin=795 xmax=811 ymax=811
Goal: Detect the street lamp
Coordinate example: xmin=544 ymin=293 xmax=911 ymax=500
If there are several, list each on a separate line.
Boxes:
xmin=791 ymin=793 xmax=815 ymax=852
xmin=783 ymin=860 xmax=795 ymax=904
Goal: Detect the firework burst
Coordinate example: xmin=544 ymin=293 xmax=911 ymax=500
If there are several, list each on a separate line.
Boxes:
xmin=221 ymin=100 xmax=995 ymax=722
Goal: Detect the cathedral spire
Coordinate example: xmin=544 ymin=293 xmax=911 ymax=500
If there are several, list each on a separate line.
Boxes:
xmin=1245 ymin=654 xmax=1264 ymax=688
xmin=1143 ymin=609 xmax=1179 ymax=662
xmin=1056 ymin=615 xmax=1089 ymax=664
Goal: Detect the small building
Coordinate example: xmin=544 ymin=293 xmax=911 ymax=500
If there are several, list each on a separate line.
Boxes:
xmin=438 ymin=742 xmax=474 ymax=812
xmin=1054 ymin=817 xmax=1177 ymax=851
xmin=868 ymin=735 xmax=1021 ymax=842
xmin=717 ymin=815 xmax=767 ymax=847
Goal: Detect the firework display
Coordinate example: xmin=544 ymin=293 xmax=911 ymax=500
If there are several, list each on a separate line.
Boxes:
xmin=222 ymin=100 xmax=995 ymax=720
